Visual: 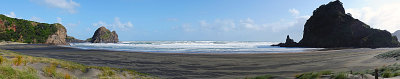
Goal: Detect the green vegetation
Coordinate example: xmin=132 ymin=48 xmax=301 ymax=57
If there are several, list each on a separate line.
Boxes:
xmin=0 ymin=66 xmax=38 ymax=79
xmin=0 ymin=49 xmax=157 ymax=79
xmin=376 ymin=49 xmax=400 ymax=60
xmin=245 ymin=74 xmax=274 ymax=79
xmin=370 ymin=63 xmax=400 ymax=78
xmin=86 ymin=38 xmax=92 ymax=42
xmin=293 ymin=63 xmax=400 ymax=79
xmin=100 ymin=30 xmax=112 ymax=40
xmin=295 ymin=70 xmax=333 ymax=79
xmin=295 ymin=72 xmax=322 ymax=79
xmin=0 ymin=14 xmax=60 ymax=43
xmin=331 ymin=72 xmax=348 ymax=79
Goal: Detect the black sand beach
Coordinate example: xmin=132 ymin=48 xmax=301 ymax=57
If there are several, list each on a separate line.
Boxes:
xmin=0 ymin=44 xmax=399 ymax=79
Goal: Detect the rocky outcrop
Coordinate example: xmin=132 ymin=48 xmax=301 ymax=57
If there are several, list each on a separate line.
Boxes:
xmin=393 ymin=30 xmax=400 ymax=42
xmin=273 ymin=0 xmax=399 ymax=48
xmin=45 ymin=24 xmax=68 ymax=45
xmin=66 ymin=36 xmax=86 ymax=43
xmin=272 ymin=35 xmax=299 ymax=47
xmin=90 ymin=26 xmax=119 ymax=43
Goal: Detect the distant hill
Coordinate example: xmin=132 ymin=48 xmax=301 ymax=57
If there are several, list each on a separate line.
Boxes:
xmin=274 ymin=0 xmax=399 ymax=48
xmin=0 ymin=14 xmax=67 ymax=45
xmin=393 ymin=30 xmax=400 ymax=42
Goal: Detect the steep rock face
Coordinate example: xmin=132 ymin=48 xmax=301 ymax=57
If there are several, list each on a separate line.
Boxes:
xmin=393 ymin=30 xmax=400 ymax=42
xmin=298 ymin=0 xmax=399 ymax=48
xmin=45 ymin=24 xmax=68 ymax=45
xmin=90 ymin=26 xmax=119 ymax=43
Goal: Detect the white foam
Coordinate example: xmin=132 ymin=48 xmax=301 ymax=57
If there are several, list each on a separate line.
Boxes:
xmin=68 ymin=41 xmax=320 ymax=53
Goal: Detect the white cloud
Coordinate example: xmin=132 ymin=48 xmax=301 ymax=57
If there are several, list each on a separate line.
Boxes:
xmin=239 ymin=18 xmax=262 ymax=30
xmin=181 ymin=24 xmax=195 ymax=32
xmin=289 ymin=8 xmax=300 ymax=16
xmin=66 ymin=21 xmax=80 ymax=27
xmin=5 ymin=12 xmax=16 ymax=18
xmin=265 ymin=16 xmax=309 ymax=32
xmin=167 ymin=18 xmax=179 ymax=22
xmin=56 ymin=17 xmax=62 ymax=24
xmin=197 ymin=19 xmax=236 ymax=32
xmin=92 ymin=17 xmax=134 ymax=31
xmin=113 ymin=17 xmax=133 ymax=29
xmin=31 ymin=0 xmax=80 ymax=13
xmin=346 ymin=1 xmax=400 ymax=33
xmin=177 ymin=8 xmax=308 ymax=33
xmin=30 ymin=16 xmax=43 ymax=22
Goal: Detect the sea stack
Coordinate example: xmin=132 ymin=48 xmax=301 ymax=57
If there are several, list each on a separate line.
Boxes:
xmin=273 ymin=0 xmax=399 ymax=48
xmin=90 ymin=26 xmax=119 ymax=43
xmin=272 ymin=35 xmax=298 ymax=47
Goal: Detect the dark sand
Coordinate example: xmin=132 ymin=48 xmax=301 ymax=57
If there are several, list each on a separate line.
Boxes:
xmin=0 ymin=44 xmax=399 ymax=79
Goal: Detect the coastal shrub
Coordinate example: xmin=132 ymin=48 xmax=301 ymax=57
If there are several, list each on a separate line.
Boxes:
xmin=382 ymin=70 xmax=395 ymax=78
xmin=0 ymin=14 xmax=59 ymax=44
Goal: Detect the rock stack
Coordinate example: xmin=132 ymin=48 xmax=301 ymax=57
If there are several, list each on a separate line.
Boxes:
xmin=90 ymin=26 xmax=119 ymax=43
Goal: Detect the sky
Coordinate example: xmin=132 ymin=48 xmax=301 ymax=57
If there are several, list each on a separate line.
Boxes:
xmin=1 ymin=0 xmax=400 ymax=42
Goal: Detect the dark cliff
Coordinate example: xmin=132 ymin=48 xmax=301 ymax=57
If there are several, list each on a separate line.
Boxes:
xmin=274 ymin=0 xmax=399 ymax=48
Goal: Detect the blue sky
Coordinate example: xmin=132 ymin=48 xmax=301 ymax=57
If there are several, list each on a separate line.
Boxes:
xmin=1 ymin=0 xmax=400 ymax=42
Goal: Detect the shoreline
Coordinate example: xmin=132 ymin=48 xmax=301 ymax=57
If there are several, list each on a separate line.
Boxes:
xmin=0 ymin=44 xmax=399 ymax=79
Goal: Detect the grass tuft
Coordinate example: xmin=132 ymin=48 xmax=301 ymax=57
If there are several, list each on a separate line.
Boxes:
xmin=65 ymin=73 xmax=71 ymax=79
xmin=43 ymin=63 xmax=57 ymax=77
xmin=13 ymin=55 xmax=23 ymax=66
xmin=0 ymin=55 xmax=4 ymax=64
xmin=331 ymin=72 xmax=348 ymax=79
xmin=250 ymin=74 xmax=273 ymax=79
xmin=295 ymin=72 xmax=321 ymax=79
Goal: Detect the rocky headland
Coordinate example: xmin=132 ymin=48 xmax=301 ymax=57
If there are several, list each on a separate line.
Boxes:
xmin=0 ymin=14 xmax=68 ymax=45
xmin=273 ymin=0 xmax=400 ymax=48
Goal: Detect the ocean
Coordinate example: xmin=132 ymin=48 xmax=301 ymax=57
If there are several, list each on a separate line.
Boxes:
xmin=68 ymin=41 xmax=321 ymax=54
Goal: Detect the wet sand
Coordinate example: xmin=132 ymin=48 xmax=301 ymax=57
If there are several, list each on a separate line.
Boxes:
xmin=0 ymin=44 xmax=398 ymax=79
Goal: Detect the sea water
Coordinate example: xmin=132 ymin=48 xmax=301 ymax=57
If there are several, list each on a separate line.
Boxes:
xmin=68 ymin=41 xmax=321 ymax=54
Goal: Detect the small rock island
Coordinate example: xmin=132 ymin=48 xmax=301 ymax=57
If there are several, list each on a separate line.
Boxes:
xmin=90 ymin=26 xmax=119 ymax=43
xmin=273 ymin=0 xmax=399 ymax=48
xmin=271 ymin=35 xmax=298 ymax=47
